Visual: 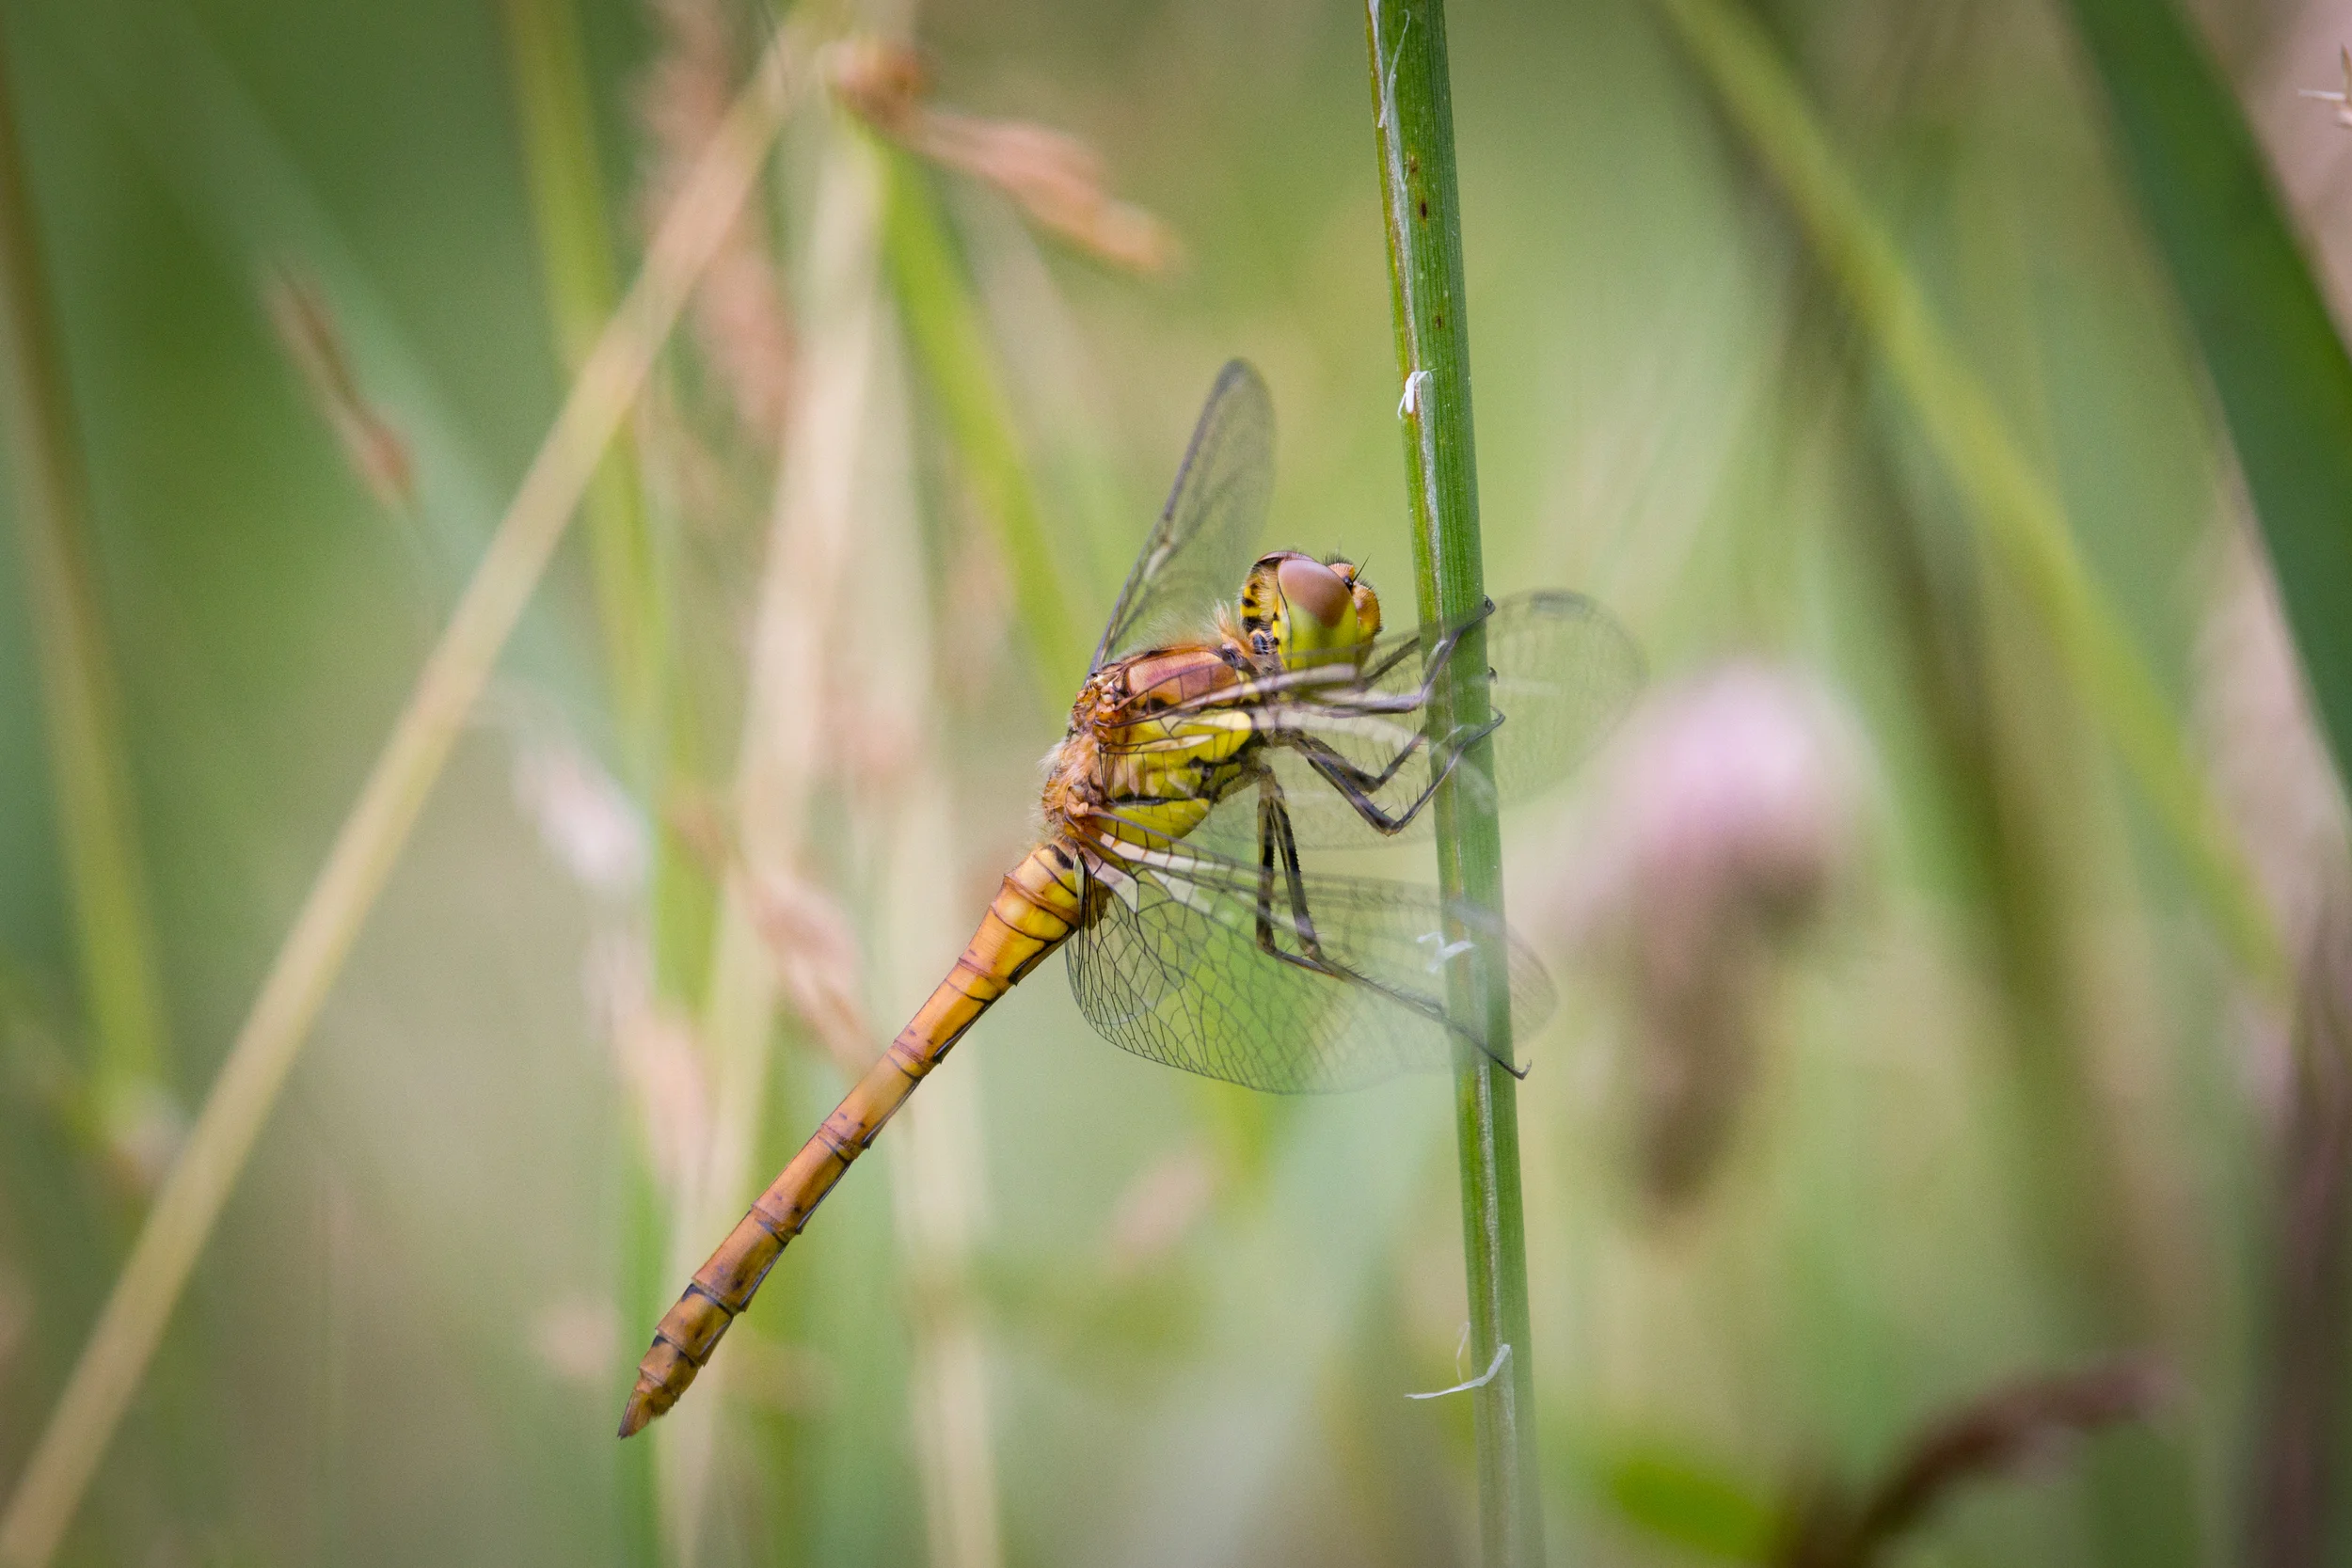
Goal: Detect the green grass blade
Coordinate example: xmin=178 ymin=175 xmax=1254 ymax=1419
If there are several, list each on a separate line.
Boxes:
xmin=2054 ymin=0 xmax=2352 ymax=813
xmin=0 ymin=17 xmax=174 ymax=1140
xmin=499 ymin=0 xmax=667 ymax=778
xmin=1363 ymin=2 xmax=1546 ymax=1561
xmin=1653 ymin=0 xmax=2285 ymax=995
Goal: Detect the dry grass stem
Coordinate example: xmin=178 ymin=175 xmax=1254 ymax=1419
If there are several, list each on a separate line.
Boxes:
xmin=587 ymin=932 xmax=711 ymax=1196
xmin=2251 ymin=894 xmax=2352 ymax=1568
xmin=852 ymin=310 xmax=1003 ymax=1568
xmin=2199 ymin=526 xmax=2348 ymax=997
xmin=262 ymin=267 xmax=418 ymax=515
xmin=652 ymin=117 xmax=882 ymax=1557
xmin=640 ymin=0 xmax=796 ymax=444
xmin=831 ymin=39 xmax=1182 ymax=277
xmin=745 ymin=869 xmax=875 ymax=1079
xmin=0 ymin=31 xmax=801 ymax=1567
xmin=2200 ymin=526 xmax=2352 ymax=1568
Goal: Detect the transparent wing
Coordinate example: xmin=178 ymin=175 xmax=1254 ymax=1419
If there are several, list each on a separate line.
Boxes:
xmin=1065 ymin=845 xmax=1555 ymax=1094
xmin=1168 ymin=592 xmax=1644 ymax=850
xmin=1092 ymin=360 xmax=1274 ymax=670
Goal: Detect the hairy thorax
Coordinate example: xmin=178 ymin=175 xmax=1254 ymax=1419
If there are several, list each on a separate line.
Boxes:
xmin=1042 ymin=641 xmax=1260 ymax=852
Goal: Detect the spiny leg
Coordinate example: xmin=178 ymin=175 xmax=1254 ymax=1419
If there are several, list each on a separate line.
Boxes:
xmin=1313 ymin=594 xmax=1497 ymax=712
xmin=1251 ymin=775 xmax=1345 ymax=978
xmin=1149 ymin=597 xmax=1501 ymax=721
xmin=1269 ymin=783 xmax=1321 ymax=954
xmin=1273 ymin=713 xmax=1505 ymax=835
xmin=1242 ymin=780 xmax=1511 ymax=1067
xmin=1255 ymin=780 xmax=1281 ymax=950
xmin=1357 ymin=594 xmax=1495 ymax=689
xmin=1253 ymin=696 xmax=1496 ymax=788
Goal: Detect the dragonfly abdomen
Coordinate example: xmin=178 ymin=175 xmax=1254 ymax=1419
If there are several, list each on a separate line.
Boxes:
xmin=619 ymin=842 xmax=1086 ymax=1437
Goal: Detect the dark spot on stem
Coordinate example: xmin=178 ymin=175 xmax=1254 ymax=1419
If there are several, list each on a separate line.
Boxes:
xmin=1417 ymin=198 xmax=1428 ymax=219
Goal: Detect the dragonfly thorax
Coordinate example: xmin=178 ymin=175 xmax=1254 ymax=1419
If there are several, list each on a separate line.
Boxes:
xmin=1044 ymin=642 xmax=1261 ymax=853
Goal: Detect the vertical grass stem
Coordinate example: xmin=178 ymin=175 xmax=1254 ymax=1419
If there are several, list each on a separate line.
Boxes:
xmin=1363 ymin=3 xmax=1545 ymax=1561
xmin=495 ymin=13 xmax=683 ymax=1559
xmin=0 ymin=15 xmax=173 ymax=1134
xmin=499 ymin=0 xmax=667 ymax=775
xmin=879 ymin=146 xmax=1089 ymax=705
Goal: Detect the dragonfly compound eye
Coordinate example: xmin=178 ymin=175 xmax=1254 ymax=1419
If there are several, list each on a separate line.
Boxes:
xmin=1276 ymin=556 xmax=1348 ymax=626
xmin=1274 ymin=554 xmax=1371 ymax=666
xmin=1324 ymin=557 xmax=1383 ymax=641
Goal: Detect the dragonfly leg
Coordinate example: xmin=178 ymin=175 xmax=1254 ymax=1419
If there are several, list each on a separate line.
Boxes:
xmin=1152 ymin=597 xmax=1502 ymax=721
xmin=1244 ymin=782 xmax=1521 ymax=1071
xmin=1357 ymin=595 xmax=1498 ymax=688
xmin=1292 ymin=726 xmax=1428 ymax=794
xmin=1221 ymin=602 xmax=1502 ymax=719
xmin=1289 ymin=700 xmax=1501 ymax=796
xmin=1254 ymin=780 xmax=1282 ymax=950
xmin=1275 ymin=712 xmax=1505 ymax=835
xmin=1326 ymin=595 xmax=1499 ymax=712
xmin=1251 ymin=776 xmax=1350 ymax=977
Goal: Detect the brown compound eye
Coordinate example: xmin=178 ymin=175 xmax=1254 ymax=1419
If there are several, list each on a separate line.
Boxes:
xmin=1275 ymin=555 xmax=1351 ymax=630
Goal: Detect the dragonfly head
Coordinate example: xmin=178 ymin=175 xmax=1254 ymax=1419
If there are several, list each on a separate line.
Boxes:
xmin=1235 ymin=551 xmax=1382 ymax=673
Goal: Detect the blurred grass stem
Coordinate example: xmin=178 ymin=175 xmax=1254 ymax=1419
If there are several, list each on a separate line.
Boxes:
xmin=878 ymin=144 xmax=1089 ymax=703
xmin=500 ymin=0 xmax=668 ymax=774
xmin=859 ymin=318 xmax=1006 ymax=1568
xmin=497 ymin=9 xmax=678 ymax=1560
xmin=653 ymin=115 xmax=880 ymax=1559
xmin=0 ymin=16 xmax=173 ymax=1132
xmin=1653 ymin=0 xmax=2285 ymax=995
xmin=1363 ymin=2 xmax=1544 ymax=1561
xmin=0 ymin=34 xmax=798 ymax=1567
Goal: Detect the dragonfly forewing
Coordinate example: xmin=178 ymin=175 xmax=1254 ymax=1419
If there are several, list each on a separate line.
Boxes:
xmin=1092 ymin=361 xmax=1273 ymax=668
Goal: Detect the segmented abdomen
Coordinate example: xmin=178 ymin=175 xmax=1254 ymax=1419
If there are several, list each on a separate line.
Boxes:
xmin=617 ymin=840 xmax=1085 ymax=1437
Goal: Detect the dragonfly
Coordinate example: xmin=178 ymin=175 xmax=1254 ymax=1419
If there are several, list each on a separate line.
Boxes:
xmin=618 ymin=360 xmax=1639 ymax=1437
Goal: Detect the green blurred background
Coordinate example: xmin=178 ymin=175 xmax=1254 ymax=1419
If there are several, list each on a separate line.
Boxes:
xmin=1 ymin=0 xmax=2347 ymax=1562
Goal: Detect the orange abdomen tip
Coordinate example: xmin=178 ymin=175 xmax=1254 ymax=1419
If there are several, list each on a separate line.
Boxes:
xmin=619 ymin=1343 xmax=695 ymax=1437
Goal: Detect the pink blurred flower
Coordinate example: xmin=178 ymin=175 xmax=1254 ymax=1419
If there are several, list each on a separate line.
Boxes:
xmin=1550 ymin=659 xmax=1865 ymax=1205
